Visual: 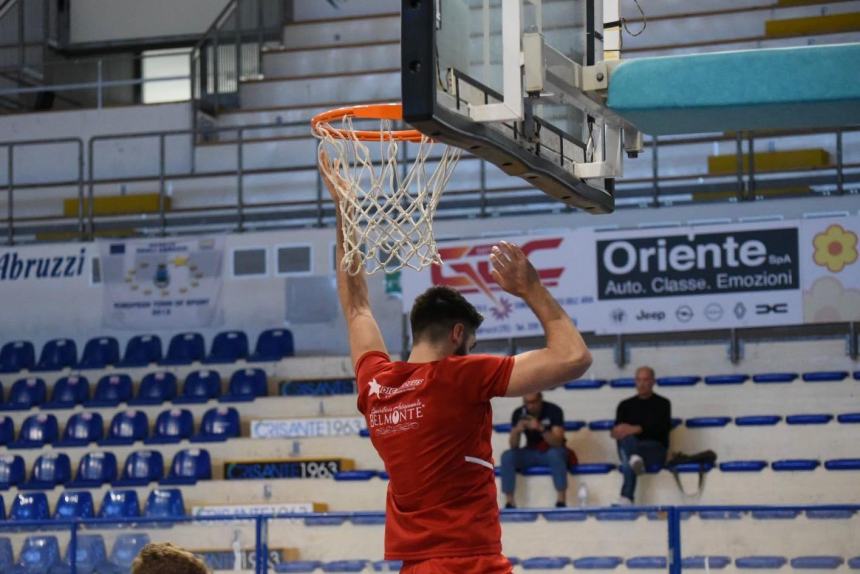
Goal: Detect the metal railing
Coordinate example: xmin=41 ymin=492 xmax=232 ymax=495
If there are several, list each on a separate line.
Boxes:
xmin=0 ymin=123 xmax=858 ymax=245
xmin=190 ymin=0 xmax=286 ymax=118
xmin=0 ymin=0 xmax=56 ymax=112
xmin=3 ymin=504 xmax=858 ymax=574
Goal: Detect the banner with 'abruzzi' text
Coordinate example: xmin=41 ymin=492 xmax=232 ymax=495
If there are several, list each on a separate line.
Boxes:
xmin=99 ymin=236 xmax=225 ymax=330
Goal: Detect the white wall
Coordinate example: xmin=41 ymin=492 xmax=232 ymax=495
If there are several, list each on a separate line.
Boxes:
xmin=69 ymin=0 xmax=231 ymax=45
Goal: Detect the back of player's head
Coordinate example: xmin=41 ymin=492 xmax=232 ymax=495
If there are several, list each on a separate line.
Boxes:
xmin=131 ymin=542 xmax=210 ymax=574
xmin=410 ymin=286 xmax=483 ymax=344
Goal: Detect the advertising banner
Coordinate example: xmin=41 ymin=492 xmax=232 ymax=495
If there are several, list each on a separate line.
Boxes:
xmin=251 ymin=417 xmax=366 ymax=439
xmin=99 ymin=236 xmax=225 ymax=329
xmin=800 ymin=216 xmax=860 ymax=323
xmin=224 ymin=458 xmax=355 ymax=480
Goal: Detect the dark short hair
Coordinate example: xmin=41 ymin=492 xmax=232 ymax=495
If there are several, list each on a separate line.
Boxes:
xmin=410 ymin=286 xmax=483 ymax=343
xmin=132 ymin=543 xmax=209 ymax=574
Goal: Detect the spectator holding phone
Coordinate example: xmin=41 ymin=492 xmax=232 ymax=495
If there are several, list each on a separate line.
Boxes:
xmin=500 ymin=392 xmax=572 ymax=508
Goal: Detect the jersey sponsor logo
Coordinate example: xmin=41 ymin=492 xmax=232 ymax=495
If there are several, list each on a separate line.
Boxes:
xmin=367 ymin=377 xmax=424 ymax=398
xmin=368 ymin=400 xmax=425 ymax=436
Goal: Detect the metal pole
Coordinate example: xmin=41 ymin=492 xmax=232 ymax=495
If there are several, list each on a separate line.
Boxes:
xmin=479 ymin=160 xmax=488 ymax=217
xmin=257 ymin=0 xmax=265 ymax=71
xmin=667 ymin=507 xmax=682 ymax=574
xmin=235 ymin=0 xmax=243 ymax=88
xmin=97 ymin=58 xmax=103 ymax=109
xmin=17 ymin=0 xmax=24 ymax=70
xmin=735 ymin=133 xmax=745 ymax=201
xmin=7 ymin=145 xmax=14 ymax=246
xmin=651 ymin=136 xmax=659 ymax=207
xmin=316 ymin=169 xmax=324 ymax=228
xmin=87 ymin=138 xmax=95 ymax=240
xmin=77 ymin=140 xmax=85 ymax=241
xmin=237 ymin=127 xmax=245 ymax=232
xmin=159 ymin=134 xmax=167 ymax=236
xmin=836 ymin=130 xmax=844 ymax=195
xmin=747 ymin=134 xmax=756 ymax=200
xmin=214 ymin=30 xmax=221 ymax=113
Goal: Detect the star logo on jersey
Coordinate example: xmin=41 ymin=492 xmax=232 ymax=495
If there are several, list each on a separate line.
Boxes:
xmin=368 ymin=379 xmax=381 ymax=397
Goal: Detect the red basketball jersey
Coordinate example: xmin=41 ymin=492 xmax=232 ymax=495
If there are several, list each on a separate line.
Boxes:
xmin=356 ymin=351 xmax=514 ymax=561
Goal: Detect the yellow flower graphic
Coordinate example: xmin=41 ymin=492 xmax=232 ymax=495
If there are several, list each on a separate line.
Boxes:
xmin=813 ymin=224 xmax=858 ymax=273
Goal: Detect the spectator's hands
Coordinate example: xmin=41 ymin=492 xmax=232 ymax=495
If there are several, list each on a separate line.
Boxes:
xmin=525 ymin=418 xmax=544 ymax=432
xmin=611 ymin=423 xmax=639 ymax=440
xmin=515 ymin=419 xmax=530 ymax=433
xmin=490 ymin=241 xmax=541 ymax=299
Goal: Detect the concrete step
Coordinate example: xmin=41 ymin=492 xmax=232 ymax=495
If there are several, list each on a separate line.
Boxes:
xmin=239 ymin=69 xmax=400 ymax=109
xmin=281 ymin=13 xmax=399 ymax=50
xmin=262 ymin=41 xmax=399 ymax=78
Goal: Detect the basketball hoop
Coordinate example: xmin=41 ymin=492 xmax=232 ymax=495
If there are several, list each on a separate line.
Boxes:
xmin=312 ymin=103 xmax=461 ymax=275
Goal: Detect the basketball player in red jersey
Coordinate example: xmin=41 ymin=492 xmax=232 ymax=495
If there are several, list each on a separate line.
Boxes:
xmin=320 ymin=153 xmax=592 ymax=574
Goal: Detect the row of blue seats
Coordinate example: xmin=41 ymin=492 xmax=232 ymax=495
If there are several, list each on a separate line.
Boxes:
xmin=0 ymin=329 xmax=294 ymax=373
xmin=0 ymin=368 xmax=267 ymax=410
xmin=0 ymin=532 xmax=152 ymax=574
xmin=331 ymin=457 xmax=860 ymax=481
xmin=0 ymin=448 xmax=211 ymax=491
xmin=564 ymin=371 xmax=859 ymax=389
xmin=0 ymin=488 xmax=185 ymax=521
xmin=275 ymin=555 xmax=860 ymax=572
xmin=491 ymin=413 xmax=860 ymax=433
xmin=0 ymin=406 xmax=240 ymax=450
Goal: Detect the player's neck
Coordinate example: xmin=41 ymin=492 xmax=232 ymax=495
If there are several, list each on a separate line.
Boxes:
xmin=407 ymin=342 xmax=451 ymax=363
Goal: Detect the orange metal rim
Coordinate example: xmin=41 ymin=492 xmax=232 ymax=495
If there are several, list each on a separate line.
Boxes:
xmin=311 ymin=103 xmax=427 ymax=142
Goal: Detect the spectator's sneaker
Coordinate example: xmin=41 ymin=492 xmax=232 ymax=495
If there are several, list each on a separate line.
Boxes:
xmin=555 ymin=501 xmax=567 ymax=508
xmin=613 ymin=497 xmax=633 ymax=507
xmin=629 ymin=454 xmax=645 ymax=476
xmin=504 ymin=502 xmax=516 ymax=510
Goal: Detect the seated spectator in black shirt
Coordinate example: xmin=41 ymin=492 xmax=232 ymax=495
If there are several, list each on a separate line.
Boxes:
xmin=500 ymin=392 xmax=569 ymax=508
xmin=611 ymin=366 xmax=671 ymax=505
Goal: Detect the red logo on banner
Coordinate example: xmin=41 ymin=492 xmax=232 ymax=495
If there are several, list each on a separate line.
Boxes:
xmin=431 ymin=238 xmax=565 ymax=310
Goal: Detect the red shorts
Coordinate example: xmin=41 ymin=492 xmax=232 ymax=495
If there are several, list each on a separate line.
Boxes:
xmin=401 ymin=554 xmax=513 ymax=574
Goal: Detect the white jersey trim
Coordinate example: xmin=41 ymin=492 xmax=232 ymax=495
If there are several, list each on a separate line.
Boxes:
xmin=464 ymin=456 xmax=494 ymax=470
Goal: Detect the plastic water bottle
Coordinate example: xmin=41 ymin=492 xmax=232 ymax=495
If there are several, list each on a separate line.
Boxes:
xmin=577 ymin=483 xmax=589 ymax=507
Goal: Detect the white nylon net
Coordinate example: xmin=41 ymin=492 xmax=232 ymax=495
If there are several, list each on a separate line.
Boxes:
xmin=314 ymin=115 xmax=461 ymax=275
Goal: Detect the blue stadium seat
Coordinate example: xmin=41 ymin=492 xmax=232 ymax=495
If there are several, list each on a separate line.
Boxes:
xmin=161 ymin=448 xmax=212 ymax=485
xmin=704 ymin=374 xmax=749 ymax=385
xmin=735 ymin=556 xmax=787 ymax=569
xmin=108 ymin=534 xmax=150 ymax=570
xmin=11 ymin=492 xmax=50 ymax=521
xmin=493 ymin=423 xmax=512 ymax=433
xmin=564 ymin=379 xmax=606 ymax=390
xmin=129 ymin=371 xmax=177 ymax=405
xmin=802 ymin=371 xmax=848 ymax=382
xmin=3 ymin=377 xmax=46 ymax=410
xmin=544 ymin=510 xmax=588 ymax=522
xmin=571 ymin=463 xmax=616 ymax=474
xmin=24 ymin=453 xmax=71 ymax=490
xmin=119 ymin=335 xmax=162 ymax=368
xmin=305 ymin=515 xmax=348 ymax=526
xmin=33 ymin=339 xmax=77 ymax=372
xmin=0 ymin=455 xmax=25 ymax=489
xmin=86 ymin=374 xmax=132 ymax=408
xmin=500 ymin=511 xmax=539 ymax=523
xmin=114 ymin=450 xmax=164 ymax=487
xmin=671 ymin=418 xmax=683 ymax=429
xmin=0 ymin=416 xmax=13 ymax=445
xmin=786 ymin=414 xmax=833 ymax=425
xmin=175 ymin=370 xmax=221 ymax=404
xmin=588 ymin=420 xmax=615 ymax=431
xmin=806 ymin=509 xmax=855 ymax=519
xmin=697 ymin=511 xmax=742 ymax=520
xmin=0 ymin=538 xmax=12 ymax=570
xmin=275 ymin=561 xmax=322 ymax=573
xmin=609 ymin=377 xmax=635 ymax=388
xmin=564 ymin=420 xmax=586 ymax=431
xmin=627 ymin=556 xmax=668 ymax=569
xmin=146 ymin=408 xmax=194 ymax=444
xmin=58 ymin=533 xmax=107 ymax=574
xmin=573 ymin=556 xmax=624 ymax=569
xmin=523 ymin=556 xmax=571 ymax=569
xmin=322 ymin=560 xmax=369 ymax=572
xmin=596 ymin=511 xmax=640 ymax=521
xmin=192 ymin=406 xmax=240 ymax=442
xmin=56 ymin=412 xmax=104 ymax=447
xmin=10 ymin=413 xmax=58 ymax=449
xmin=686 ymin=417 xmax=731 ymax=428
xmin=161 ymin=332 xmax=205 ymax=366
xmin=250 ymin=328 xmax=294 ymax=362
xmin=100 ymin=410 xmax=148 ymax=446
xmin=791 ymin=556 xmax=844 ymax=569
xmin=825 ymin=458 xmax=860 ymax=470
xmin=848 ymin=556 xmax=860 ymax=569
xmin=752 ymin=372 xmax=797 ymax=384
xmin=221 ymin=368 xmax=268 ymax=402
xmin=838 ymin=413 xmax=860 ymax=424
xmin=351 ymin=513 xmax=386 ymax=525
xmin=719 ymin=461 xmax=767 ymax=472
xmin=144 ymin=488 xmax=185 ymax=518
xmin=0 ymin=341 xmax=35 ymax=374
xmin=657 ymin=376 xmax=700 ymax=387
xmin=682 ymin=556 xmax=731 ymax=569
xmin=751 ymin=509 xmax=800 ymax=520
xmin=735 ymin=415 xmax=782 ymax=426
xmin=69 ymin=452 xmax=118 ymax=488
xmin=99 ymin=490 xmax=140 ymax=520
xmin=372 ymin=561 xmax=403 ymax=572
xmin=54 ymin=491 xmax=95 ymax=520
xmin=205 ymin=330 xmax=249 ymax=364
xmin=771 ymin=459 xmax=820 ymax=472
xmin=78 ymin=337 xmax=120 ymax=370
xmin=335 ymin=471 xmax=377 ymax=481
xmin=15 ymin=536 xmax=61 ymax=572
xmin=44 ymin=376 xmax=89 ymax=410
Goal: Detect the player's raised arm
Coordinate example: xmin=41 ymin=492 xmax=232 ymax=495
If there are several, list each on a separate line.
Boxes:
xmin=490 ymin=241 xmax=592 ymax=396
xmin=319 ymin=150 xmax=388 ymax=367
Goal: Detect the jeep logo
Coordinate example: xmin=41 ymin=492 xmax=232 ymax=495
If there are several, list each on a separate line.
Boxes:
xmin=636 ymin=310 xmax=666 ymax=321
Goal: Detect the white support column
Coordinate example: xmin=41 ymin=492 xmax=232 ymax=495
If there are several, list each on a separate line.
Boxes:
xmin=469 ymin=0 xmax=524 ymax=123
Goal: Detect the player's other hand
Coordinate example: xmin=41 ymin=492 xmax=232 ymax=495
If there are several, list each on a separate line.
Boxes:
xmin=490 ymin=241 xmax=541 ymax=298
xmin=318 ymin=149 xmax=346 ymax=203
